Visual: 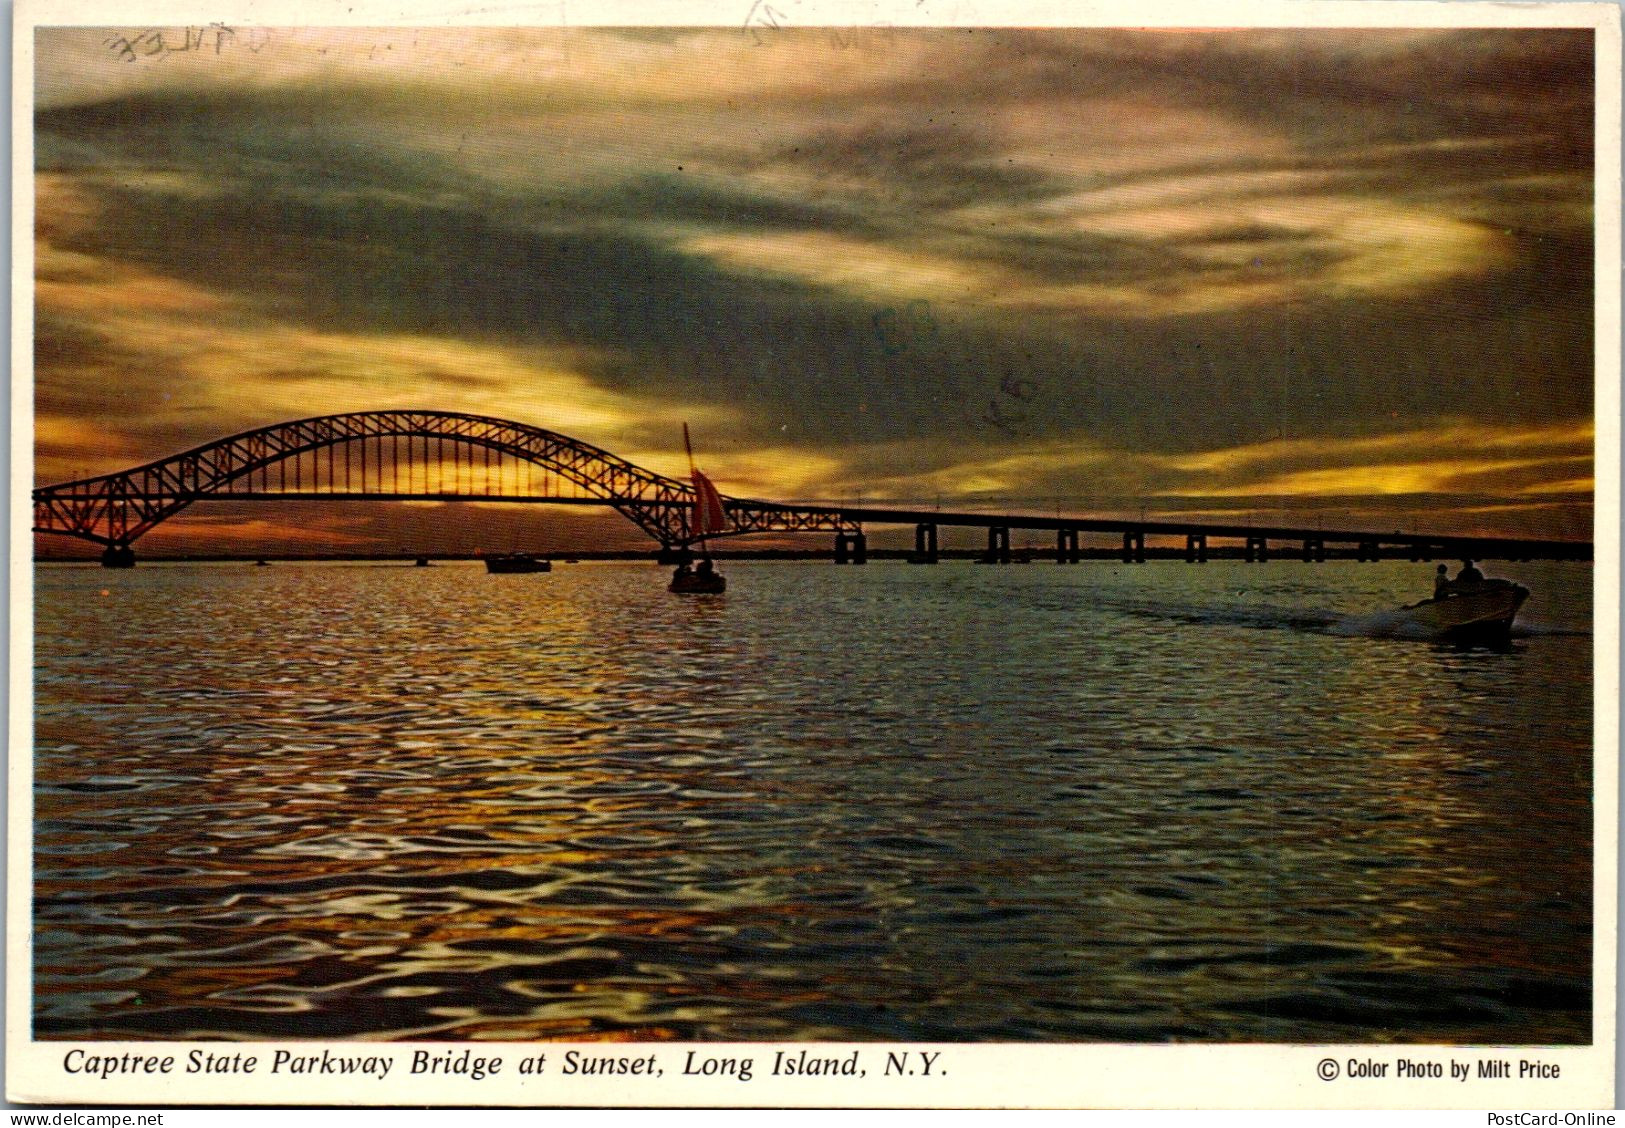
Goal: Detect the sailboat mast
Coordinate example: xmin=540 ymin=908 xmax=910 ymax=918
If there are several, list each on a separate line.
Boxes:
xmin=683 ymin=423 xmax=705 ymax=555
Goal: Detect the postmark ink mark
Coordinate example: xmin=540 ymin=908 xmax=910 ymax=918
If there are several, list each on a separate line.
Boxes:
xmin=828 ymin=23 xmax=898 ymax=50
xmin=981 ymin=369 xmax=1040 ymax=437
xmin=982 ymin=396 xmax=1029 ymax=437
xmin=873 ymin=299 xmax=939 ymax=358
xmin=998 ymin=372 xmax=1037 ymax=402
xmin=743 ymin=0 xmax=788 ymax=45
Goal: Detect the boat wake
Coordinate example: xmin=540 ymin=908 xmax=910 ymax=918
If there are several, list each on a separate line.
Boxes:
xmin=1108 ymin=599 xmax=1586 ymax=641
xmin=1108 ymin=600 xmax=1344 ymax=635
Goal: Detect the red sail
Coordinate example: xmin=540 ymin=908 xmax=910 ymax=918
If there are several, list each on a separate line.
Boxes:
xmin=693 ymin=470 xmax=727 ymax=536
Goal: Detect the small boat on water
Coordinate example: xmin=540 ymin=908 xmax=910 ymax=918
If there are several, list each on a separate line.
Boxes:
xmin=669 ymin=424 xmax=728 ymax=595
xmin=485 ymin=554 xmax=552 ymax=574
xmin=669 ymin=569 xmax=726 ymax=594
xmin=1395 ymin=579 xmax=1529 ymax=644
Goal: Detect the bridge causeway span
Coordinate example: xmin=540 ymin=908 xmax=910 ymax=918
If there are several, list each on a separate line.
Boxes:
xmin=31 ymin=410 xmax=1591 ymax=567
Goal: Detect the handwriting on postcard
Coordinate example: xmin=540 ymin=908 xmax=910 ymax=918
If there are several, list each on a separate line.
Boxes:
xmin=102 ymin=25 xmax=272 ymax=63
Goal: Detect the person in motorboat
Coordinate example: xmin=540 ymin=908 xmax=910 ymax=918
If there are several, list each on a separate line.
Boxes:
xmin=1433 ymin=559 xmax=1489 ymax=600
xmin=673 ymin=561 xmax=693 ymax=584
xmin=1433 ymin=564 xmax=1451 ymax=599
xmin=696 ymin=558 xmax=715 ymax=578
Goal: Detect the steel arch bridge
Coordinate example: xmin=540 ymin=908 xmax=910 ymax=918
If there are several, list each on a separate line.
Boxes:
xmin=32 ymin=410 xmax=858 ymax=562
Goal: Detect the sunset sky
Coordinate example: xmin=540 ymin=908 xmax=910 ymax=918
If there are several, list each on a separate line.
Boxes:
xmin=32 ymin=24 xmax=1598 ymax=554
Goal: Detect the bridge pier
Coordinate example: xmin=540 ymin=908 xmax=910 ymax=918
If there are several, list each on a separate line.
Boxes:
xmin=834 ymin=531 xmax=867 ymax=565
xmin=1408 ymin=542 xmax=1432 ymax=563
xmin=100 ymin=544 xmax=136 ymax=568
xmin=1302 ymin=537 xmax=1326 ymax=563
xmin=1185 ymin=533 xmax=1207 ymax=564
xmin=911 ymin=523 xmax=939 ymax=564
xmin=1357 ymin=540 xmax=1379 ymax=562
xmin=1056 ymin=528 xmax=1080 ymax=564
xmin=1245 ymin=536 xmax=1268 ymax=563
xmin=1121 ymin=530 xmax=1145 ymax=564
xmin=985 ymin=526 xmax=1012 ymax=564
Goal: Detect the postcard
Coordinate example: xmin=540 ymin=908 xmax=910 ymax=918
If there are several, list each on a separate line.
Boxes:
xmin=10 ymin=0 xmax=1620 ymax=1109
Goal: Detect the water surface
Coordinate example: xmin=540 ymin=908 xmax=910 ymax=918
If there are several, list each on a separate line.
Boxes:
xmin=33 ymin=559 xmax=1594 ymax=1042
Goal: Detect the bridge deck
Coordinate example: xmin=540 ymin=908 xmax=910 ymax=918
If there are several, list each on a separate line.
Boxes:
xmin=40 ymin=489 xmax=1590 ymax=558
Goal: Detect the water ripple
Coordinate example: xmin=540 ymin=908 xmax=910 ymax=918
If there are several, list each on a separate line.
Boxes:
xmin=32 ymin=560 xmax=1593 ymax=1043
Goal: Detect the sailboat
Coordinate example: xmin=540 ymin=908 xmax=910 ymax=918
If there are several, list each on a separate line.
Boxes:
xmin=669 ymin=425 xmax=728 ymax=594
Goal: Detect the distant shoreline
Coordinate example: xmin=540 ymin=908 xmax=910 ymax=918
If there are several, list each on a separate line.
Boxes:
xmin=34 ymin=547 xmax=1591 ymax=564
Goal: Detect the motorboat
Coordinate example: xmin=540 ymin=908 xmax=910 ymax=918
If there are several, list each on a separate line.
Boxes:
xmin=484 ymin=554 xmax=552 ymax=574
xmin=1395 ymin=579 xmax=1529 ymax=643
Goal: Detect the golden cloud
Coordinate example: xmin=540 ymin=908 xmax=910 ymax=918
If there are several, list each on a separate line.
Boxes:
xmin=1157 ymin=421 xmax=1594 ymax=476
xmin=33 ymin=203 xmax=739 ymax=483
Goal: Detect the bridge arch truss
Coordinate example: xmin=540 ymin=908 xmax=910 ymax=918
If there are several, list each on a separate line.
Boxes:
xmin=31 ymin=410 xmax=858 ymax=552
